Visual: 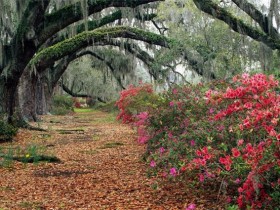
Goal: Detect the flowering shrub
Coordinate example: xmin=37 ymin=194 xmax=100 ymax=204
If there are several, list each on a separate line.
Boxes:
xmin=117 ymin=73 xmax=280 ymax=209
xmin=207 ymin=73 xmax=280 ymax=209
xmin=115 ymin=83 xmax=162 ymax=124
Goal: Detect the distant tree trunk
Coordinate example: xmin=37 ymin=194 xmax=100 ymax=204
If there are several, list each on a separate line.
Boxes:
xmin=35 ymin=75 xmax=50 ymax=115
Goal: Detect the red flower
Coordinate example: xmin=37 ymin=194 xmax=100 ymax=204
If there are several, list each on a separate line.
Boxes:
xmin=219 ymin=155 xmax=232 ymax=171
xmin=232 ymin=148 xmax=241 ymax=158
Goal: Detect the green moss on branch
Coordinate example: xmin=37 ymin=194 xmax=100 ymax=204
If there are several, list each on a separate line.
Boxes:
xmin=31 ymin=26 xmax=170 ymax=70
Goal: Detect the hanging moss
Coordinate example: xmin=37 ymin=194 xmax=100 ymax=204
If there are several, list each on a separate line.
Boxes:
xmin=14 ymin=0 xmax=39 ymax=41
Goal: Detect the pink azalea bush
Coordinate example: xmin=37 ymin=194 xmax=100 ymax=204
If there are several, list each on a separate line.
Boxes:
xmin=116 ymin=73 xmax=280 ymax=209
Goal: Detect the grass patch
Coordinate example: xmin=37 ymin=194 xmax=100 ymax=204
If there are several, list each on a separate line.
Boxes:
xmin=0 ymin=144 xmax=60 ymax=167
xmin=57 ymin=129 xmax=84 ymax=134
xmin=74 ymin=108 xmax=94 ymax=113
xmin=92 ymin=135 xmax=100 ymax=141
xmin=37 ymin=133 xmax=51 ymax=139
xmin=18 ymin=201 xmax=44 ymax=209
xmin=94 ymin=101 xmax=118 ymax=112
xmin=99 ymin=142 xmax=124 ymax=149
xmin=0 ymin=186 xmax=14 ymax=191
xmin=93 ymin=113 xmax=117 ymax=124
xmin=79 ymin=149 xmax=99 ymax=155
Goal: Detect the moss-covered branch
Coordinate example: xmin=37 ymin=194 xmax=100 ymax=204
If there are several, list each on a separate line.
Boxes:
xmin=231 ymin=0 xmax=269 ymax=32
xmin=38 ymin=0 xmax=162 ymax=45
xmin=32 ymin=25 xmax=211 ymax=79
xmin=231 ymin=0 xmax=279 ymax=39
xmin=30 ymin=26 xmax=169 ymax=71
xmin=42 ymin=10 xmax=157 ymax=49
xmin=193 ymin=0 xmax=280 ymax=50
xmin=61 ymin=83 xmax=107 ymax=103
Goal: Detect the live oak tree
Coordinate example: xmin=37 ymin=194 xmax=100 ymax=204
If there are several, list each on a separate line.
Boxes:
xmin=0 ymin=0 xmax=166 ymax=124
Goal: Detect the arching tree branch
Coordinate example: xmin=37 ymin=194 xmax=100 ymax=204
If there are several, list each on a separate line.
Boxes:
xmin=30 ymin=26 xmax=170 ymax=71
xmin=60 ymin=83 xmax=107 ymax=103
xmin=38 ymin=0 xmax=163 ymax=45
xmin=231 ymin=0 xmax=278 ymax=38
xmin=33 ymin=26 xmax=215 ymax=80
xmin=193 ymin=0 xmax=280 ymax=50
xmin=42 ymin=9 xmax=158 ymax=50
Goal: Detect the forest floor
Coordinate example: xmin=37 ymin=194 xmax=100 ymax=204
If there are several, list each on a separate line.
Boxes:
xmin=0 ymin=109 xmax=226 ymax=210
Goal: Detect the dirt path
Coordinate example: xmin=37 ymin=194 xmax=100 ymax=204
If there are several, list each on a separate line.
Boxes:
xmin=0 ymin=110 xmax=224 ymax=210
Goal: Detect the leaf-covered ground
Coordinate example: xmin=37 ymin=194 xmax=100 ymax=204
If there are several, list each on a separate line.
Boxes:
xmin=0 ymin=110 xmax=226 ymax=209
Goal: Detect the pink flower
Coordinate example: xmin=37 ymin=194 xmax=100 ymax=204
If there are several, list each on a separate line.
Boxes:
xmin=237 ymin=139 xmax=244 ymax=146
xmin=150 ymin=160 xmax=156 ymax=167
xmin=190 ymin=140 xmax=195 ymax=146
xmin=199 ymin=174 xmax=204 ymax=182
xmin=172 ymin=88 xmax=178 ymax=95
xmin=226 ymin=197 xmax=232 ymax=203
xmin=159 ymin=147 xmax=165 ymax=154
xmin=169 ymin=101 xmax=175 ymax=107
xmin=186 ymin=203 xmax=196 ymax=210
xmin=168 ymin=132 xmax=173 ymax=139
xmin=209 ymin=108 xmax=215 ymax=114
xmin=170 ymin=168 xmax=177 ymax=177
xmin=235 ymin=178 xmax=241 ymax=184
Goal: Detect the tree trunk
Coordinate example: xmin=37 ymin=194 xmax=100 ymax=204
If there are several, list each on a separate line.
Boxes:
xmin=0 ymin=75 xmax=21 ymax=124
xmin=36 ymin=76 xmax=50 ymax=115
xmin=18 ymin=69 xmax=38 ymax=122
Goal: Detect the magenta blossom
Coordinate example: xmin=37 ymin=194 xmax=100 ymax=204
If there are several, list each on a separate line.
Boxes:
xmin=150 ymin=160 xmax=156 ymax=167
xmin=186 ymin=203 xmax=196 ymax=210
xmin=159 ymin=147 xmax=165 ymax=154
xmin=172 ymin=88 xmax=178 ymax=94
xmin=170 ymin=168 xmax=177 ymax=177
xmin=235 ymin=178 xmax=241 ymax=184
xmin=199 ymin=174 xmax=204 ymax=182
xmin=190 ymin=140 xmax=195 ymax=146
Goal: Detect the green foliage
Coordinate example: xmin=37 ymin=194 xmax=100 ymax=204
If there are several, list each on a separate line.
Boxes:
xmin=226 ymin=205 xmax=239 ymax=210
xmin=94 ymin=101 xmax=118 ymax=113
xmin=51 ymin=95 xmax=73 ymax=115
xmin=0 ymin=144 xmax=60 ymax=167
xmin=99 ymin=142 xmax=124 ymax=149
xmin=0 ymin=120 xmax=18 ymax=141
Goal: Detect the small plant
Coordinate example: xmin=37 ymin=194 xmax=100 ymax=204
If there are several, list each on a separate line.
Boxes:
xmin=0 ymin=120 xmax=18 ymax=141
xmin=0 ymin=144 xmax=60 ymax=167
xmin=99 ymin=142 xmax=124 ymax=149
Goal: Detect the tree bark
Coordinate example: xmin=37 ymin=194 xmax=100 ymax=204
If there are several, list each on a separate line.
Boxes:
xmin=18 ymin=69 xmax=38 ymax=121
